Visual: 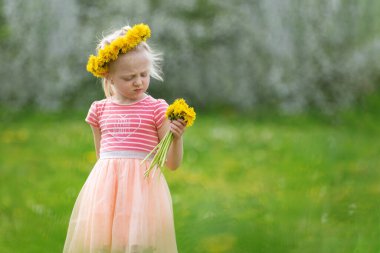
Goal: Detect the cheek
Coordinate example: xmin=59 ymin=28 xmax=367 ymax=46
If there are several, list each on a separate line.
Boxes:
xmin=114 ymin=81 xmax=131 ymax=90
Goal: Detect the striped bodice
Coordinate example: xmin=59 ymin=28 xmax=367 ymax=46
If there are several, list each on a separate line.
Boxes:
xmin=85 ymin=95 xmax=168 ymax=154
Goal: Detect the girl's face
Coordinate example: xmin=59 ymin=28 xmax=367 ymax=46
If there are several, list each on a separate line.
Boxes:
xmin=108 ymin=48 xmax=151 ymax=103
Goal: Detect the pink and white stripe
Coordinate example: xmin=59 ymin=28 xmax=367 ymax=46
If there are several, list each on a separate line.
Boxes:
xmin=85 ymin=95 xmax=168 ymax=154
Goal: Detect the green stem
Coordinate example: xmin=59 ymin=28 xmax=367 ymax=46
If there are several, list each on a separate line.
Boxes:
xmin=160 ymin=133 xmax=173 ymax=168
xmin=143 ymin=130 xmax=173 ymax=178
xmin=140 ymin=140 xmax=161 ymax=165
xmin=158 ymin=133 xmax=170 ymax=166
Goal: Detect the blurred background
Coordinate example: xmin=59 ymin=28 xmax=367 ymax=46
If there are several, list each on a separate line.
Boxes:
xmin=1 ymin=0 xmax=380 ymax=252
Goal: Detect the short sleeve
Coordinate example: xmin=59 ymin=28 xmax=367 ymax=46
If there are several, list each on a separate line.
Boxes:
xmin=85 ymin=101 xmax=99 ymax=128
xmin=153 ymin=99 xmax=169 ymax=129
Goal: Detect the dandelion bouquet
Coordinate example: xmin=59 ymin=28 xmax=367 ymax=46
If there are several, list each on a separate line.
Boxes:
xmin=142 ymin=98 xmax=196 ymax=177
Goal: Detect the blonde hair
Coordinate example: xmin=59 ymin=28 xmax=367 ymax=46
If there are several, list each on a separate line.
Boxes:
xmin=96 ymin=25 xmax=163 ymax=98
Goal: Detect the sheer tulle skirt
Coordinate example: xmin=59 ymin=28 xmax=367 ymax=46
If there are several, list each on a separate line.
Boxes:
xmin=63 ymin=157 xmax=178 ymax=253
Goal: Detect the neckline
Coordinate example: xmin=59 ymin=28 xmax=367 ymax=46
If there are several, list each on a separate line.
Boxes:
xmin=109 ymin=94 xmax=150 ymax=106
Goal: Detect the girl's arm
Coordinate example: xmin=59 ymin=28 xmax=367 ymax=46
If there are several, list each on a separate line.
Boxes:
xmin=90 ymin=125 xmax=101 ymax=159
xmin=158 ymin=119 xmax=186 ymax=170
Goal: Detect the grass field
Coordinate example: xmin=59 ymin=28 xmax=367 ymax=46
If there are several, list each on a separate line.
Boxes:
xmin=0 ymin=97 xmax=379 ymax=253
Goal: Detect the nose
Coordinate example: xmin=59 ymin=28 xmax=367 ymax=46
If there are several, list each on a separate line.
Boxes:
xmin=133 ymin=76 xmax=142 ymax=87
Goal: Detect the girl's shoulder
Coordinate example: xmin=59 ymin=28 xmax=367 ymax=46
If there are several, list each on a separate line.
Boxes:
xmin=89 ymin=97 xmax=116 ymax=109
xmin=142 ymin=95 xmax=169 ymax=108
xmin=87 ymin=98 xmax=110 ymax=115
xmin=90 ymin=98 xmax=109 ymax=106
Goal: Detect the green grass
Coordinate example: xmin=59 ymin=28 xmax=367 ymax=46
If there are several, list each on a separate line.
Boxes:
xmin=0 ymin=102 xmax=379 ymax=253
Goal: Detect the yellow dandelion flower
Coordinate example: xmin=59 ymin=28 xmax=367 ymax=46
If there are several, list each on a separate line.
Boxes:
xmin=165 ymin=98 xmax=196 ymax=127
xmin=86 ymin=23 xmax=151 ymax=77
xmin=142 ymin=98 xmax=196 ymax=178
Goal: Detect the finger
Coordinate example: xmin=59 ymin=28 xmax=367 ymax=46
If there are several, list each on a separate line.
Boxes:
xmin=170 ymin=128 xmax=180 ymax=138
xmin=173 ymin=119 xmax=186 ymax=127
xmin=171 ymin=122 xmax=186 ymax=132
xmin=170 ymin=124 xmax=180 ymax=133
xmin=177 ymin=118 xmax=186 ymax=124
xmin=180 ymin=120 xmax=187 ymax=127
xmin=170 ymin=124 xmax=185 ymax=137
xmin=171 ymin=121 xmax=186 ymax=130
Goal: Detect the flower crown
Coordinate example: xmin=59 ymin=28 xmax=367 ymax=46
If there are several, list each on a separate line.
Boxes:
xmin=86 ymin=23 xmax=151 ymax=78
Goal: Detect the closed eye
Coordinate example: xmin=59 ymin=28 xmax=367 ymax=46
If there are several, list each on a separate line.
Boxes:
xmin=122 ymin=76 xmax=134 ymax=81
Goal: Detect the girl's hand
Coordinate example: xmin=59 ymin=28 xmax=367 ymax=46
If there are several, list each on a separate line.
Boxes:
xmin=170 ymin=119 xmax=186 ymax=140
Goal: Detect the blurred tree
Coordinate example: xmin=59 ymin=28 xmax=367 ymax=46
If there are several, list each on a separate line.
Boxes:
xmin=0 ymin=0 xmax=82 ymax=109
xmin=0 ymin=0 xmax=9 ymax=44
xmin=0 ymin=0 xmax=379 ymax=112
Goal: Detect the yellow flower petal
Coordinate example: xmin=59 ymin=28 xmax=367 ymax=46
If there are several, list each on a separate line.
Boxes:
xmin=86 ymin=23 xmax=151 ymax=78
xmin=165 ymin=98 xmax=196 ymax=127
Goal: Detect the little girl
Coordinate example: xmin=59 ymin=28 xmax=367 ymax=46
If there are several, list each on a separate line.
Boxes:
xmin=63 ymin=24 xmax=185 ymax=253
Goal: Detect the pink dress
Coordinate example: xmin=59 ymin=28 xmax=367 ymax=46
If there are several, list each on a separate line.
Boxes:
xmin=63 ymin=95 xmax=178 ymax=253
